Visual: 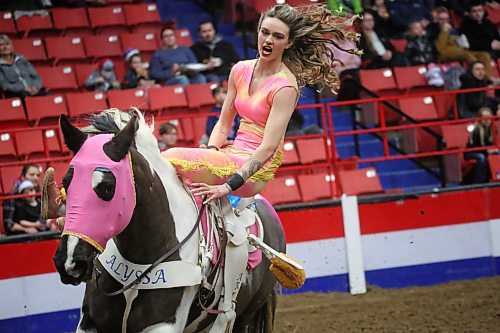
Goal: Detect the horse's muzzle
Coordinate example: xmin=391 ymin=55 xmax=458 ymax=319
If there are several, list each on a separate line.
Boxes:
xmin=53 ymin=235 xmax=96 ymax=285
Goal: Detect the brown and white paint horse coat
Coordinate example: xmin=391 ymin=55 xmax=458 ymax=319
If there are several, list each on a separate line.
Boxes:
xmin=52 ymin=110 xmax=286 ymax=332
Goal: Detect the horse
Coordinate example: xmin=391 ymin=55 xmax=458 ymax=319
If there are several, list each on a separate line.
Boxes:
xmin=52 ymin=109 xmax=286 ymax=332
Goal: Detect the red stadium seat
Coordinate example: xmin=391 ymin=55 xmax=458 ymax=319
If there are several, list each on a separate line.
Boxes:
xmin=11 ymin=38 xmax=47 ymax=64
xmin=489 ymin=155 xmax=500 ymax=181
xmin=15 ymin=128 xmax=64 ymax=159
xmin=88 ymin=6 xmax=127 ymax=30
xmin=45 ymin=36 xmax=87 ymax=65
xmin=0 ymin=131 xmax=18 ymax=162
xmin=74 ymin=63 xmax=97 ymax=87
xmin=185 ymin=83 xmax=217 ymax=111
xmin=0 ymin=11 xmax=16 ymax=35
xmin=124 ymin=3 xmax=161 ymax=26
xmin=25 ymin=95 xmax=68 ymax=125
xmin=66 ymin=91 xmax=108 ymax=119
xmin=398 ymin=96 xmax=439 ymax=121
xmin=83 ymin=35 xmax=122 ymax=60
xmin=15 ymin=11 xmax=53 ymax=37
xmin=441 ymin=123 xmax=475 ymax=183
xmin=120 ymin=32 xmax=158 ymax=56
xmin=338 ymin=167 xmax=383 ymax=196
xmin=441 ymin=123 xmax=471 ymax=149
xmin=1 ymin=165 xmax=21 ymax=194
xmin=297 ymin=172 xmax=336 ymax=201
xmin=0 ymin=98 xmax=28 ymax=129
xmin=359 ymin=68 xmax=398 ymax=95
xmin=389 ymin=38 xmax=407 ymax=53
xmin=50 ymin=7 xmax=90 ymax=34
xmin=296 ymin=137 xmax=328 ymax=164
xmin=261 ymin=175 xmax=302 ymax=205
xmin=393 ymin=65 xmax=432 ymax=93
xmin=50 ymin=160 xmax=71 ymax=185
xmin=175 ymin=28 xmax=193 ymax=47
xmin=107 ymin=88 xmax=148 ymax=111
xmin=36 ymin=66 xmax=79 ymax=93
xmin=148 ymin=85 xmax=188 ymax=114
xmin=281 ymin=140 xmax=300 ymax=165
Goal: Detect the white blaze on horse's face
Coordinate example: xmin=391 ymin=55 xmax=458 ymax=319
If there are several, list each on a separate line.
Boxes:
xmin=64 ymin=235 xmax=81 ymax=278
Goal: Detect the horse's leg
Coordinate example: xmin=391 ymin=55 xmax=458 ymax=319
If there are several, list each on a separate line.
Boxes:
xmin=76 ymin=288 xmax=98 ymax=333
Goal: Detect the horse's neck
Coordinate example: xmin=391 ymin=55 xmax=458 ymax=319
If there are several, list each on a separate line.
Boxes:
xmin=114 ymin=170 xmax=179 ymax=264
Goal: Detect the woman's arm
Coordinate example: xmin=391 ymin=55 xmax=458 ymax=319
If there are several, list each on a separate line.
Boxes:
xmin=207 ymin=68 xmax=238 ymax=149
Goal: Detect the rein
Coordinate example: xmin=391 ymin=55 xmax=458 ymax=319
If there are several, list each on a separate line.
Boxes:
xmin=95 ymin=199 xmax=207 ymax=297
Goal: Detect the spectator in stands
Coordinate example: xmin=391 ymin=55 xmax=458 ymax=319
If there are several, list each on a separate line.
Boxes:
xmin=157 ymin=122 xmax=178 ymax=152
xmin=459 ymin=1 xmax=500 ymax=59
xmin=85 ymin=58 xmax=121 ymax=92
xmin=404 ymin=21 xmax=435 ymax=65
xmin=464 ymin=107 xmax=498 ymax=183
xmin=204 ymin=85 xmax=240 ymax=144
xmin=150 ymin=27 xmax=207 ymax=86
xmin=121 ymin=48 xmax=156 ymax=89
xmin=3 ymin=164 xmax=43 ymax=235
xmin=331 ymin=39 xmax=362 ymax=101
xmin=326 ymin=0 xmax=364 ymax=15
xmin=365 ymin=0 xmax=392 ymax=35
xmin=457 ymin=61 xmax=497 ymax=118
xmin=426 ymin=6 xmax=493 ymax=78
xmin=0 ymin=34 xmax=44 ymax=99
xmin=359 ymin=12 xmax=400 ymax=68
xmin=285 ymin=109 xmax=323 ymax=136
xmin=387 ymin=0 xmax=432 ymax=36
xmin=8 ymin=180 xmax=48 ymax=234
xmin=191 ymin=21 xmax=240 ymax=83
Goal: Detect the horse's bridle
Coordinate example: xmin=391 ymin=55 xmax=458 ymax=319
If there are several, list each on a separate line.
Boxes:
xmin=95 ymin=199 xmax=208 ymax=297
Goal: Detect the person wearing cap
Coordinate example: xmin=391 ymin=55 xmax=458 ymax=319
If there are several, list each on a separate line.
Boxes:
xmin=150 ymin=27 xmax=207 ymax=86
xmin=8 ymin=180 xmax=48 ymax=235
xmin=122 ymin=48 xmax=156 ymax=89
xmin=85 ymin=58 xmax=121 ymax=92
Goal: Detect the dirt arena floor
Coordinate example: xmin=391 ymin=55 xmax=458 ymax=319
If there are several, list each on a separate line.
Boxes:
xmin=273 ymin=276 xmax=500 ymax=333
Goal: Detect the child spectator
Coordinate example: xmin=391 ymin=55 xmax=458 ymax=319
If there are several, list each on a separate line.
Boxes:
xmin=3 ymin=164 xmax=42 ymax=235
xmin=464 ymin=107 xmax=498 ymax=184
xmin=404 ymin=21 xmax=435 ymax=66
xmin=85 ymin=58 xmax=121 ymax=92
xmin=9 ymin=180 xmax=48 ymax=234
xmin=121 ymin=48 xmax=156 ymax=89
xmin=205 ymin=85 xmax=240 ymax=144
xmin=158 ymin=122 xmax=178 ymax=151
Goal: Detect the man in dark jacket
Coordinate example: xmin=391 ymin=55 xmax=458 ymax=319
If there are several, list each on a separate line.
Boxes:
xmin=191 ymin=21 xmax=239 ymax=83
xmin=459 ymin=1 xmax=500 ymax=58
xmin=0 ymin=34 xmax=43 ymax=98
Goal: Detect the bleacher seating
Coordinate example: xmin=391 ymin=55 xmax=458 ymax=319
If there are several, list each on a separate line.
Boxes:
xmin=45 ymin=36 xmax=87 ymax=65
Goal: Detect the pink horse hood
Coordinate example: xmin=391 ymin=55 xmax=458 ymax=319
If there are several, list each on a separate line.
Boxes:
xmin=62 ymin=134 xmax=136 ymax=252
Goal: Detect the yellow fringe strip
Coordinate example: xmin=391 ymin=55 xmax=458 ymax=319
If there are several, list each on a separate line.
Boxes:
xmin=168 ymin=149 xmax=284 ymax=183
xmin=61 ymin=231 xmax=104 ymax=253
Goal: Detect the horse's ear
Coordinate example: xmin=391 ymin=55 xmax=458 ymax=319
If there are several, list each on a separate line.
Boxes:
xmin=103 ymin=115 xmax=137 ymax=162
xmin=60 ymin=114 xmax=86 ymax=154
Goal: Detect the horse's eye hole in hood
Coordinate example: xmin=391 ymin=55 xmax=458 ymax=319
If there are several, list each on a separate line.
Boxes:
xmin=92 ymin=167 xmax=116 ymax=201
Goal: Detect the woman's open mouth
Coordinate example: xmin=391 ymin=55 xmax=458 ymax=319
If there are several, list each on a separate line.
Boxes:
xmin=262 ymin=45 xmax=273 ymax=56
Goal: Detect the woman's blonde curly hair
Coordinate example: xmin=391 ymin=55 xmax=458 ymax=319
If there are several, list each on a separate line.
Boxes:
xmin=258 ymin=4 xmax=362 ymax=92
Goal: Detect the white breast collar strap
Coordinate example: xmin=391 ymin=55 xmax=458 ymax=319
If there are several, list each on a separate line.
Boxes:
xmin=98 ymin=239 xmax=202 ymax=290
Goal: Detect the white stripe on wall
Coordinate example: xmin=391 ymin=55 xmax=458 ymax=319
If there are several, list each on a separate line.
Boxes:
xmin=287 ymin=238 xmax=348 ymax=278
xmin=0 ymin=273 xmax=84 ymax=320
xmin=362 ymin=221 xmax=492 ymax=271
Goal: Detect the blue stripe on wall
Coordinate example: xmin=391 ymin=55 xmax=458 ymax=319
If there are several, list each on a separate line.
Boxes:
xmin=0 ymin=309 xmax=80 ymax=333
xmin=1 ymin=257 xmax=498 ymax=332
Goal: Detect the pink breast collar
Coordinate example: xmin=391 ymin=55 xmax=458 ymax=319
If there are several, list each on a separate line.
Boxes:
xmin=62 ymin=134 xmax=136 ymax=252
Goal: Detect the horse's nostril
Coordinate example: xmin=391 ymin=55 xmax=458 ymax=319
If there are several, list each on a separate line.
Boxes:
xmin=68 ymin=260 xmax=88 ymax=278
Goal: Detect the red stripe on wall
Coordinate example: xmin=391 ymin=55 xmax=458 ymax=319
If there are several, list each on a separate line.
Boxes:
xmin=279 ymin=206 xmax=344 ymax=243
xmin=358 ymin=189 xmax=492 ymax=235
xmin=0 ymin=240 xmax=59 ymax=280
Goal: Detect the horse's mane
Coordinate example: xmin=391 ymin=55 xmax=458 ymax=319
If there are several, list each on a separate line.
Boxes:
xmin=81 ymin=109 xmax=199 ymax=259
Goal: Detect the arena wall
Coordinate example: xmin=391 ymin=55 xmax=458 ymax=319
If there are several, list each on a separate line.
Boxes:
xmin=0 ymin=185 xmax=499 ymax=332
